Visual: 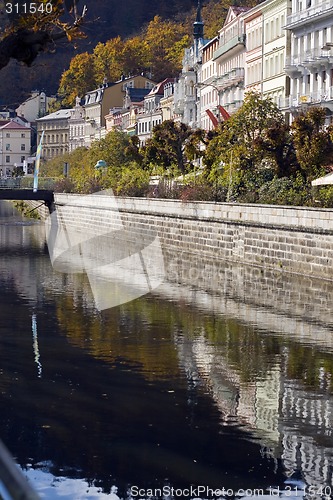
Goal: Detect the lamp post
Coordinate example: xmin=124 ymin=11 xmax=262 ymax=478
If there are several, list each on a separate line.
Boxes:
xmin=195 ymin=81 xmax=221 ymax=128
xmin=94 ymin=159 xmax=108 ymax=183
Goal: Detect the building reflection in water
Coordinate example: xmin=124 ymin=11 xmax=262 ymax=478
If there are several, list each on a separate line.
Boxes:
xmin=1 ymin=205 xmax=333 ymax=495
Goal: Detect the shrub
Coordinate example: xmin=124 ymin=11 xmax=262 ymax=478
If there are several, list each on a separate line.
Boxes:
xmin=116 ymin=165 xmax=150 ymax=197
xmin=312 ymin=185 xmax=333 ymax=208
xmin=258 ymin=175 xmax=312 ymax=206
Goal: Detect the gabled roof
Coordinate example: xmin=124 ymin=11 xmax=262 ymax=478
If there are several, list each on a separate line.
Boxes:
xmin=0 ymin=120 xmax=28 ymax=130
xmin=147 ymin=78 xmax=175 ymax=97
xmin=223 ymin=5 xmax=250 ymax=26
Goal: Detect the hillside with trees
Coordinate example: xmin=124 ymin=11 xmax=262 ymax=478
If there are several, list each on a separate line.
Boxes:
xmin=0 ymin=0 xmax=255 ymax=108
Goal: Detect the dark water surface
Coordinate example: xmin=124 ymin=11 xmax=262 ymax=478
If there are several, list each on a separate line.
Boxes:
xmin=0 ymin=201 xmax=333 ymax=499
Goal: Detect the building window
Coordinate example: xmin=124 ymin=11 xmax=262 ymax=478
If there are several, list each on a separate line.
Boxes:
xmin=5 ymin=156 xmax=10 ymax=163
xmin=5 ymin=144 xmax=10 ymax=151
xmin=21 ymin=144 xmax=26 ymax=151
xmin=21 ymin=156 xmax=25 ymax=162
xmin=5 ymin=133 xmax=10 ymax=138
xmin=21 ymin=133 xmax=25 ymax=138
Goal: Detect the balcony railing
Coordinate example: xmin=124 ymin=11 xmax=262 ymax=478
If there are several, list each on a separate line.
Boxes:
xmin=286 ymin=0 xmax=333 ymax=27
xmin=217 ymin=68 xmax=245 ymax=88
xmin=285 ymin=49 xmax=333 ymax=71
xmin=213 ymin=34 xmax=246 ymax=61
xmin=279 ymin=87 xmax=333 ymax=109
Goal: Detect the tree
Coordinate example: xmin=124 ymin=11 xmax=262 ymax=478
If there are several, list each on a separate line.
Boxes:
xmin=93 ymin=38 xmax=125 ymax=84
xmin=291 ymin=107 xmax=333 ymax=179
xmin=121 ymin=36 xmax=150 ymax=77
xmin=254 ymin=121 xmax=298 ymax=178
xmin=143 ymin=120 xmax=203 ymax=174
xmin=0 ymin=0 xmax=87 ymax=70
xmin=58 ymin=52 xmax=96 ymax=107
xmin=203 ymin=93 xmax=291 ymax=202
xmin=144 ymin=16 xmax=188 ymax=81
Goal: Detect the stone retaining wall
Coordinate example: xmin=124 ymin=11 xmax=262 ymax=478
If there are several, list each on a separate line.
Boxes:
xmin=54 ymin=193 xmax=333 ymax=280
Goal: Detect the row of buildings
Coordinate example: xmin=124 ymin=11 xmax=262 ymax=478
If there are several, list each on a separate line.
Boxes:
xmin=2 ymin=0 xmax=333 ymax=172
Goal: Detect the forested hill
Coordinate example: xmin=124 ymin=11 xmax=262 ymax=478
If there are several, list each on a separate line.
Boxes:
xmin=0 ymin=0 xmax=253 ymax=108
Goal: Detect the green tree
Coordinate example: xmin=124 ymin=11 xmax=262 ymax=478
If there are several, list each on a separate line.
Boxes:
xmin=291 ymin=106 xmax=333 ymax=180
xmin=254 ymin=121 xmax=298 ymax=178
xmin=204 ymin=93 xmax=289 ymax=201
xmin=143 ymin=120 xmax=204 ymax=174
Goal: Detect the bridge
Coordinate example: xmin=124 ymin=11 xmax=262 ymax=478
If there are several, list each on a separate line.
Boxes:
xmin=0 ymin=178 xmax=55 ymax=213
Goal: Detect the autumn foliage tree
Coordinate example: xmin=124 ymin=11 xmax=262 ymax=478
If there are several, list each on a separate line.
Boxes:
xmin=57 ymin=15 xmax=190 ymax=105
xmin=0 ymin=0 xmax=87 ymax=70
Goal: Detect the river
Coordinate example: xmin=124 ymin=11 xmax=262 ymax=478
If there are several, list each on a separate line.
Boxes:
xmin=0 ymin=200 xmax=333 ymax=499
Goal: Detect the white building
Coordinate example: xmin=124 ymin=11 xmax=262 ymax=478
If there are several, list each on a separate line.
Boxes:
xmin=243 ymin=5 xmax=263 ymax=95
xmin=282 ymin=0 xmax=333 ymax=121
xmin=137 ymin=79 xmax=173 ymax=145
xmin=0 ymin=121 xmax=31 ymax=176
xmin=174 ymin=0 xmax=208 ymax=127
xmin=15 ymin=91 xmax=55 ymax=123
xmin=68 ymin=97 xmax=85 ymax=152
xmin=213 ymin=7 xmax=249 ymax=118
xmin=261 ymin=0 xmax=291 ymax=105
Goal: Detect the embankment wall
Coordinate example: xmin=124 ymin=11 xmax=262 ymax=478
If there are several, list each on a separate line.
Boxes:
xmin=53 ymin=194 xmax=333 ymax=281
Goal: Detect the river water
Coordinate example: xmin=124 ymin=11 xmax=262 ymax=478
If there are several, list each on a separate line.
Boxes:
xmin=1 ymin=201 xmax=333 ymax=499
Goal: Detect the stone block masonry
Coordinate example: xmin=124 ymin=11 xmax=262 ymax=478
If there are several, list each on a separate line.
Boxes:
xmin=54 ymin=194 xmax=333 ymax=281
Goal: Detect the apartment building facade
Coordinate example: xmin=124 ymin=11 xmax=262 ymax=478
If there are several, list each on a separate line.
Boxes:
xmin=197 ymin=36 xmax=219 ymax=130
xmin=36 ymin=109 xmax=72 ymax=160
xmin=282 ymin=0 xmax=333 ymax=121
xmin=0 ymin=121 xmax=31 ymax=176
xmin=213 ymin=7 xmax=249 ymax=117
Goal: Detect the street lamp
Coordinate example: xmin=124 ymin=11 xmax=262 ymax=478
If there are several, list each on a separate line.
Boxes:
xmin=94 ymin=159 xmax=107 ymax=169
xmin=196 ymin=82 xmax=220 ymax=128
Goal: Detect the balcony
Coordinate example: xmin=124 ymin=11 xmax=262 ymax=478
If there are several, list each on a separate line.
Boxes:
xmin=279 ymin=87 xmax=333 ymax=109
xmin=285 ymin=0 xmax=333 ymax=28
xmin=213 ymin=34 xmax=246 ymax=62
xmin=285 ymin=49 xmax=333 ymax=74
xmin=217 ymin=68 xmax=245 ymax=89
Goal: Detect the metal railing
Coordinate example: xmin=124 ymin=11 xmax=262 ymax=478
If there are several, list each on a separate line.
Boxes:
xmin=0 ymin=178 xmax=56 ymax=190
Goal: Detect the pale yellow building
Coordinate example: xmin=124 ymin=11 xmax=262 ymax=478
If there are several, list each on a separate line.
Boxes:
xmin=36 ymin=109 xmax=72 ymax=160
xmin=0 ymin=121 xmax=31 ymax=176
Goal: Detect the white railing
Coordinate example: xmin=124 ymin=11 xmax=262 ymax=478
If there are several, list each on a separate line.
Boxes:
xmin=278 ymin=87 xmax=333 ymax=108
xmin=285 ymin=49 xmax=332 ymax=68
xmin=286 ymin=0 xmax=333 ymax=26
